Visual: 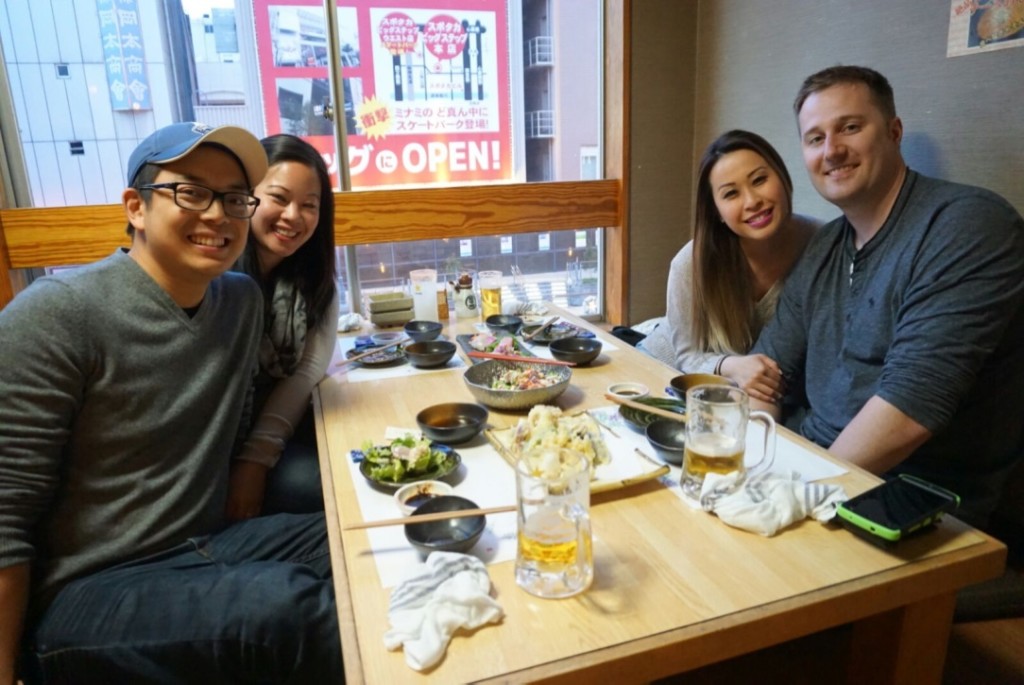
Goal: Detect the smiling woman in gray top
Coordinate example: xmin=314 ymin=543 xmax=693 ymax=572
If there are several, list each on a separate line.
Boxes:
xmin=639 ymin=129 xmax=819 ymax=402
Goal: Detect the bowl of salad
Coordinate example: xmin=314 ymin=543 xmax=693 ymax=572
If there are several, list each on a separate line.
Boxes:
xmin=356 ymin=434 xmax=462 ymax=490
xmin=462 ymin=360 xmax=571 ymax=410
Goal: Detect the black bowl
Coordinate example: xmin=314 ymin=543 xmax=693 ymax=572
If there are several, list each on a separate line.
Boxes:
xmin=404 ymin=340 xmax=457 ymax=368
xmin=645 ymin=419 xmax=686 ymax=466
xmin=404 ymin=320 xmax=443 ymax=342
xmin=667 ymin=373 xmax=732 ymax=399
xmin=416 ymin=402 xmax=489 ymax=445
xmin=549 ymin=336 xmax=602 ymax=366
xmin=404 ymin=495 xmax=486 ymax=555
xmin=485 ymin=314 xmax=523 ymax=335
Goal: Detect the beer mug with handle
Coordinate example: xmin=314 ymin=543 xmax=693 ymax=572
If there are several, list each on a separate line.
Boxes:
xmin=515 ymin=448 xmax=593 ymax=599
xmin=681 ymin=384 xmax=776 ymax=499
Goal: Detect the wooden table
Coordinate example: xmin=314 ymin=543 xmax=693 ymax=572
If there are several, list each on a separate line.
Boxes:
xmin=313 ymin=307 xmax=1006 ymax=684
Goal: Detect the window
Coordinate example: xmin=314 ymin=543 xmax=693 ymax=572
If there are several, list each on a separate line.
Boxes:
xmin=580 ymin=145 xmax=599 ymax=181
xmin=0 ymin=0 xmax=609 ymax=318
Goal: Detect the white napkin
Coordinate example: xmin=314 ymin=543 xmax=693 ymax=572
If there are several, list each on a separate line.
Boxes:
xmin=337 ymin=312 xmax=364 ymax=332
xmin=510 ymin=301 xmax=549 ymax=316
xmin=698 ymin=471 xmax=847 ymax=536
xmin=383 ymin=552 xmax=504 ymax=671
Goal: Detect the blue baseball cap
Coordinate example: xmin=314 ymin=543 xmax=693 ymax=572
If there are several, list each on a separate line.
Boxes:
xmin=127 ymin=122 xmax=268 ymax=187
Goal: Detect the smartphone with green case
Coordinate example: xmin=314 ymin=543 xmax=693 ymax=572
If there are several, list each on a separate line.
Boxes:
xmin=836 ymin=474 xmax=960 ymax=546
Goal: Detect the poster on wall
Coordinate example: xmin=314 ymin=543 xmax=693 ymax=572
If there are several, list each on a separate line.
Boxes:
xmin=947 ymin=0 xmax=1024 ymax=57
xmin=252 ymin=0 xmax=512 ymax=188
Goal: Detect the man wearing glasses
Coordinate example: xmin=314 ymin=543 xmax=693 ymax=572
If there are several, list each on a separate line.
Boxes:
xmin=0 ymin=123 xmax=342 ymax=683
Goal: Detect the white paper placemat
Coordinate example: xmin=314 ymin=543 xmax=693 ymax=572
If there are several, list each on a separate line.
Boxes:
xmin=586 ymin=406 xmax=848 ymax=508
xmin=347 ymin=427 xmax=518 ymax=588
xmin=587 ymin=406 xmax=846 ymax=482
xmin=347 ymin=408 xmax=846 ymax=586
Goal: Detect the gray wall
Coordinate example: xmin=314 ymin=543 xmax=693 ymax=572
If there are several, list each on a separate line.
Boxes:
xmin=627 ymin=0 xmax=1024 ymax=324
xmin=627 ymin=2 xmax=698 ymax=324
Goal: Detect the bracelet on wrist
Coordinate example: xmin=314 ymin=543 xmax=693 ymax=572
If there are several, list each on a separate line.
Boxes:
xmin=714 ymin=355 xmax=729 ymax=375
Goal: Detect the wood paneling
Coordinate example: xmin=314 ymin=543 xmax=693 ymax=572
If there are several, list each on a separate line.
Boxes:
xmin=331 ymin=180 xmax=620 ymax=244
xmin=603 ymin=0 xmax=630 ymax=326
xmin=0 ymin=180 xmax=621 ymax=308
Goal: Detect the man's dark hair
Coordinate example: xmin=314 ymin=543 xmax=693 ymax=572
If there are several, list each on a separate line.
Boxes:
xmin=793 ymin=65 xmax=897 ymax=120
xmin=125 ymin=163 xmax=160 ymax=238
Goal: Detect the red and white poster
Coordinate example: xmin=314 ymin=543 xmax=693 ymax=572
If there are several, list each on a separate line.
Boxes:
xmin=253 ymin=0 xmax=512 ymax=188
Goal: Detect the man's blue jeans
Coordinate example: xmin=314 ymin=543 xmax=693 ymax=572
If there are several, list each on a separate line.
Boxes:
xmin=23 ymin=513 xmax=342 ymax=684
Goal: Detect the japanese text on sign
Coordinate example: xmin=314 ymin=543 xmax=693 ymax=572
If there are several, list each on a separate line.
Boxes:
xmin=423 ymin=15 xmax=467 ymax=60
xmin=379 ymin=12 xmax=418 ymax=54
xmin=97 ymin=0 xmax=151 ymax=111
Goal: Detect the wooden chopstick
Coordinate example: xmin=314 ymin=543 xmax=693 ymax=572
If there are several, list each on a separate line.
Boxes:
xmin=343 ymin=504 xmax=517 ymax=530
xmin=522 ymin=316 xmax=559 ymax=341
xmin=603 ymin=393 xmax=688 ymax=423
xmin=467 ymin=351 xmax=576 ymax=366
xmin=331 ymin=337 xmax=410 ymax=368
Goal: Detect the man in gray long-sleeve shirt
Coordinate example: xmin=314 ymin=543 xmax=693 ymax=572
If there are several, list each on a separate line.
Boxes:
xmin=752 ymin=66 xmax=1024 ymax=527
xmin=0 ymin=123 xmax=342 ymax=683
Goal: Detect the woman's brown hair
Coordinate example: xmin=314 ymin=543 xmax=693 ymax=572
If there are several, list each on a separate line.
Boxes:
xmin=691 ymin=130 xmax=794 ymax=353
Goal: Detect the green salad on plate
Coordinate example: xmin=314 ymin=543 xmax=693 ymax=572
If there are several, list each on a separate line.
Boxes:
xmin=359 ymin=434 xmax=459 ymax=486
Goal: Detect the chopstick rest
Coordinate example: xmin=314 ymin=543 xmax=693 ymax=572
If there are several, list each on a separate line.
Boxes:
xmin=383 ymin=552 xmax=504 ymax=671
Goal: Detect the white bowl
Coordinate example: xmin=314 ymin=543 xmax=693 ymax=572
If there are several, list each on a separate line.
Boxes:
xmin=394 ymin=480 xmax=454 ymax=516
xmin=606 ymin=382 xmax=650 ymax=401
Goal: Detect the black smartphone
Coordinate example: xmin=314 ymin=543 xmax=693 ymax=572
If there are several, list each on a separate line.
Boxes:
xmin=835 ymin=475 xmax=960 ymax=545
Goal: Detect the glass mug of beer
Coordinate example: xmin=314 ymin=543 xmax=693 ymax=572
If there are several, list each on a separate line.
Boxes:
xmin=515 ymin=448 xmax=593 ymax=599
xmin=681 ymin=384 xmax=776 ymax=499
xmin=477 ymin=270 xmax=503 ymax=319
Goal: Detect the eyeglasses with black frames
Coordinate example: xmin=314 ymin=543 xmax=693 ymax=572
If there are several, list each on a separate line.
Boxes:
xmin=137 ymin=182 xmax=261 ymax=219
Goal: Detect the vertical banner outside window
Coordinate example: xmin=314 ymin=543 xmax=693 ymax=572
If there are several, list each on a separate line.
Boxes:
xmin=97 ymin=0 xmax=152 ymax=111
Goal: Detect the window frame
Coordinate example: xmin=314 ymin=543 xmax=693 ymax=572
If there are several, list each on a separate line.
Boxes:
xmin=0 ymin=1 xmax=631 ymax=322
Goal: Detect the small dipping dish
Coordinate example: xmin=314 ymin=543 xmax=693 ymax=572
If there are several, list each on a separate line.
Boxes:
xmin=404 ymin=495 xmax=486 ymax=555
xmin=607 ymin=382 xmax=650 ymax=401
xmin=549 ymin=337 xmax=603 ymax=366
xmin=394 ymin=480 xmax=455 ymax=516
xmin=416 ymin=402 xmax=489 ymax=445
xmin=404 ymin=320 xmax=443 ymax=342
xmin=644 ymin=419 xmax=686 ymax=466
xmin=404 ymin=340 xmax=457 ymax=368
xmin=485 ymin=314 xmax=523 ymax=335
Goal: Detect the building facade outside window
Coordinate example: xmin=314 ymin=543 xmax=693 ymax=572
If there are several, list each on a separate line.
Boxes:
xmin=0 ymin=0 xmax=603 ymax=317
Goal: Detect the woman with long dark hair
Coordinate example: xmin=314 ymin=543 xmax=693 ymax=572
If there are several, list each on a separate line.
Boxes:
xmin=228 ymin=134 xmax=337 ymax=518
xmin=639 ymin=130 xmax=819 ymax=402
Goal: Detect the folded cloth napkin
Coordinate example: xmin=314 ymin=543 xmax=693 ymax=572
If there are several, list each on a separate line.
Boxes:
xmin=698 ymin=471 xmax=847 ymax=536
xmin=337 ymin=312 xmax=363 ymax=332
xmin=511 ymin=301 xmax=549 ymax=316
xmin=383 ymin=551 xmax=504 ymax=671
